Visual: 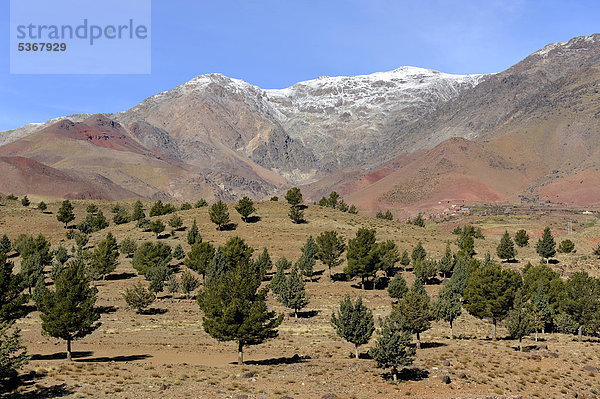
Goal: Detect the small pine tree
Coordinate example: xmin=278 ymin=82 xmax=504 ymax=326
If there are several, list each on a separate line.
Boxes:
xmin=37 ymin=201 xmax=47 ymax=212
xmin=197 ymin=260 xmax=283 ymax=365
xmin=184 ymin=242 xmax=215 ymax=280
xmin=119 ymin=237 xmax=137 ymax=258
xmin=316 ymin=231 xmax=346 ymax=280
xmin=173 ymin=244 xmax=185 ymax=260
xmin=122 ymin=281 xmax=155 ymax=314
xmin=506 ymin=289 xmax=534 ymax=351
xmin=194 ymin=199 xmax=208 ymax=208
xmin=399 ymin=250 xmax=410 ymax=268
xmin=387 ymin=273 xmax=408 ymax=300
xmin=86 ymin=203 xmax=98 ymax=215
xmin=345 ymin=228 xmax=377 ymax=289
xmin=348 ymin=205 xmax=358 ymax=214
xmin=254 ymin=248 xmax=273 ymax=279
xmin=411 ymin=241 xmax=427 ymax=264
xmin=187 ymin=218 xmax=202 ymax=245
xmin=496 ymin=230 xmax=517 ymax=261
xmin=180 ymin=202 xmax=192 ymax=210
xmin=0 ymin=252 xmax=28 ymax=322
xmin=21 ymin=196 xmax=30 ymax=207
xmin=593 ymin=243 xmax=600 ymax=259
xmin=536 ymin=227 xmax=556 ymax=263
xmin=557 ymin=239 xmax=575 ymax=254
xmin=132 ymin=200 xmax=145 ymax=221
xmin=37 ymin=259 xmax=101 ymax=361
xmin=56 ymin=200 xmax=75 ymax=228
xmin=235 ymin=196 xmax=256 ymax=222
xmin=0 ymin=234 xmax=11 ymax=254
xmin=413 ymin=213 xmax=425 ymax=227
xmin=167 ymin=275 xmax=180 ymax=294
xmin=209 ymin=201 xmax=231 ymax=230
xmin=150 ymin=220 xmax=165 ymax=237
xmin=514 ymin=229 xmax=529 ymax=247
xmin=391 ymin=279 xmax=432 ymax=349
xmin=0 ymin=321 xmax=30 ymax=385
xmin=89 ymin=233 xmax=119 ymax=280
xmin=132 ymin=242 xmax=172 ymax=276
xmin=180 ymin=269 xmax=200 ymax=299
xmin=288 ymin=205 xmax=305 ymax=224
xmin=369 ymin=316 xmax=415 ymax=382
xmin=433 ymin=282 xmax=462 ymax=339
xmin=438 ymin=243 xmax=455 ymax=279
xmin=331 ymin=296 xmax=375 ymax=360
xmin=270 ymin=257 xmax=291 ymax=295
xmin=413 ymin=258 xmax=438 ymax=283
xmin=374 ymin=240 xmax=399 ymax=277
xmin=285 ymin=187 xmax=303 ymax=206
xmin=295 ymin=236 xmax=317 ymax=281
xmin=168 ymin=214 xmax=183 ymax=230
xmin=278 ymin=266 xmax=310 ymax=317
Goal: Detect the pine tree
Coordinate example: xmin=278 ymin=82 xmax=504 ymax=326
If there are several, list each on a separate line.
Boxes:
xmin=173 ymin=244 xmax=185 ymax=260
xmin=37 ymin=259 xmax=101 ymax=361
xmin=387 ymin=273 xmax=408 ymax=300
xmin=132 ymin=242 xmax=172 ymax=276
xmin=557 ymin=239 xmax=575 ymax=254
xmin=433 ymin=281 xmax=462 ymax=339
xmin=0 ymin=252 xmax=28 ymax=323
xmin=373 ymin=240 xmax=399 ymax=277
xmin=270 ymin=258 xmax=288 ymax=295
xmin=86 ymin=203 xmax=98 ymax=215
xmin=562 ymin=271 xmax=600 ymax=341
xmin=197 ymin=259 xmax=283 ymax=364
xmin=369 ymin=316 xmax=415 ymax=382
xmin=463 ymin=263 xmax=521 ymax=340
xmin=331 ymin=296 xmax=375 ymax=359
xmin=89 ymin=233 xmax=119 ymax=280
xmin=278 ymin=266 xmax=310 ymax=317
xmin=345 ymin=228 xmax=377 ymax=289
xmin=295 ymin=236 xmax=317 ymax=281
xmin=536 ymin=227 xmax=556 ymax=263
xmin=194 ymin=199 xmax=208 ymax=208
xmin=209 ymin=201 xmax=230 ymax=230
xmin=180 ymin=269 xmax=200 ymax=299
xmin=119 ymin=237 xmax=137 ymax=258
xmin=348 ymin=205 xmax=358 ymax=214
xmin=506 ymin=289 xmax=534 ymax=351
xmin=458 ymin=235 xmax=475 ymax=258
xmin=254 ymin=248 xmax=273 ymax=279
xmin=496 ymin=230 xmax=516 ymax=261
xmin=288 ymin=205 xmax=305 ymax=224
xmin=0 ymin=234 xmax=11 ymax=254
xmin=0 ymin=321 xmax=30 ymax=386
xmin=132 ymin=200 xmax=145 ymax=221
xmin=150 ymin=220 xmax=165 ymax=237
xmin=391 ymin=279 xmax=432 ymax=349
xmin=112 ymin=205 xmax=131 ymax=225
xmin=413 ymin=258 xmax=438 ymax=283
xmin=122 ymin=281 xmax=155 ymax=314
xmin=167 ymin=275 xmax=180 ymax=294
xmin=20 ymin=196 xmax=30 ymax=207
xmin=18 ymin=234 xmax=52 ymax=294
xmin=37 ymin=201 xmax=47 ymax=212
xmin=399 ymin=250 xmax=410 ymax=269
xmin=594 ymin=243 xmax=600 ymax=259
xmin=328 ymin=191 xmax=340 ymax=208
xmin=315 ymin=231 xmax=345 ymax=279
xmin=530 ymin=281 xmax=551 ymax=340
xmin=514 ymin=229 xmax=529 ymax=247
xmin=180 ymin=202 xmax=193 ymax=210
xmin=413 ymin=213 xmax=425 ymax=227
xmin=187 ymin=218 xmax=202 ymax=245
xmin=168 ymin=214 xmax=183 ymax=230
xmin=285 ymin=187 xmax=303 ymax=206
xmin=438 ymin=243 xmax=455 ymax=279
xmin=235 ymin=196 xmax=256 ymax=222
xmin=57 ymin=200 xmax=75 ymax=228
xmin=411 ymin=241 xmax=427 ymax=264
xmin=205 ymin=248 xmax=227 ymax=286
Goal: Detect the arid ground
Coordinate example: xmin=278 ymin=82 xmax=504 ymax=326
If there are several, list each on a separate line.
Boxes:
xmin=2 ymin=199 xmax=600 ymax=399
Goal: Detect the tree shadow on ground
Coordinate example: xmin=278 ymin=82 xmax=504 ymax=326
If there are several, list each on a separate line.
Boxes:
xmin=105 ymin=272 xmax=136 ymax=281
xmin=245 ymin=216 xmax=261 ymax=223
xmin=331 ymin=273 xmax=348 ymax=282
xmin=96 ymin=305 xmax=118 ymax=314
xmin=419 ymin=342 xmax=447 ymax=349
xmin=76 ymin=354 xmax=151 ymax=363
xmin=141 ymin=307 xmax=168 ymax=315
xmin=219 ymin=223 xmax=237 ymax=231
xmin=295 ymin=310 xmax=319 ymax=318
xmin=2 ymin=383 xmax=73 ymax=399
xmin=397 ymin=367 xmax=429 ymax=381
xmin=31 ymin=351 xmax=94 ymax=361
xmin=241 ymin=354 xmax=310 ymax=366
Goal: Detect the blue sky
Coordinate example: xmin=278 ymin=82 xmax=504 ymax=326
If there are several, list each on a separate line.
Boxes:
xmin=1 ymin=0 xmax=599 ymax=131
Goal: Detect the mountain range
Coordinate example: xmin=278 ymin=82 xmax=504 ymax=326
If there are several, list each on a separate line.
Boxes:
xmin=2 ymin=34 xmax=600 ymax=214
